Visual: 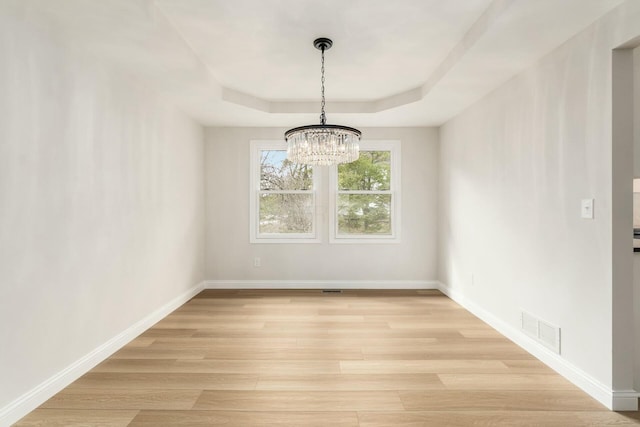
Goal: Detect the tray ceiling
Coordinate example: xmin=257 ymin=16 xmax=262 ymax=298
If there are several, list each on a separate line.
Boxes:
xmin=14 ymin=0 xmax=625 ymax=126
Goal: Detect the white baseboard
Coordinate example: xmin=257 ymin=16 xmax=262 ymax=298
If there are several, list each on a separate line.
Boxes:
xmin=204 ymin=279 xmax=438 ymax=289
xmin=0 ymin=281 xmax=205 ymax=426
xmin=436 ymin=281 xmax=638 ymax=411
xmin=612 ymin=391 xmax=640 ymax=411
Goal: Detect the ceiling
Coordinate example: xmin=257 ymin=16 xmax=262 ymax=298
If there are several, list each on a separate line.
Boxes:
xmin=20 ymin=0 xmax=624 ymax=127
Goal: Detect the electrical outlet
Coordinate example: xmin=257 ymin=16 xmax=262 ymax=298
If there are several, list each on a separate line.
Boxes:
xmin=254 ymin=257 xmax=261 ymax=267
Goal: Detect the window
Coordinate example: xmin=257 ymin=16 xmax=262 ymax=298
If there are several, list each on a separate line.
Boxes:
xmin=250 ymin=141 xmax=319 ymax=243
xmin=250 ymin=140 xmax=400 ymax=244
xmin=330 ymin=140 xmax=401 ymax=243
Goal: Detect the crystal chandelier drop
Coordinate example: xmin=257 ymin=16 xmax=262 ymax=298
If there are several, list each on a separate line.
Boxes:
xmin=285 ymin=38 xmax=361 ymax=166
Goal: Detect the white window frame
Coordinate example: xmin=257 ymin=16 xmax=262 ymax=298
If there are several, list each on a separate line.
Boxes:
xmin=249 ymin=140 xmax=320 ymax=244
xmin=329 ymin=140 xmax=401 ymax=244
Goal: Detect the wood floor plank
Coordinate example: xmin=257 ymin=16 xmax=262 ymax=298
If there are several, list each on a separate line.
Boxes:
xmin=151 ymin=337 xmax=298 ymax=347
xmin=296 ymin=337 xmax=440 ymax=347
xmin=318 ymin=308 xmax=449 ymax=316
xmin=242 ymin=303 xmax=352 ymax=310
xmin=387 ymin=320 xmax=493 ymax=329
xmin=254 ymin=315 xmax=366 ymax=321
xmin=92 ymin=359 xmax=179 ymax=373
xmin=70 ymin=372 xmax=258 ymax=390
xmin=15 ymin=290 xmax=640 ymax=425
xmin=255 ymin=374 xmax=444 ymax=391
xmin=110 ymin=348 xmax=206 ymax=360
xmin=458 ymin=328 xmax=506 ymax=338
xmin=203 ymin=347 xmax=364 ymax=360
xmin=193 ymin=390 xmax=404 ymax=411
xmin=14 ymin=409 xmax=138 ymax=426
xmin=153 ymin=320 xmax=266 ymax=329
xmin=140 ymin=328 xmax=197 ymax=338
xmin=340 ymin=359 xmax=510 ymax=374
xmin=327 ymin=329 xmax=467 ymax=339
xmin=399 ymin=390 xmax=604 ymax=411
xmin=262 ymin=321 xmax=390 ymax=329
xmin=191 ymin=329 xmax=334 ymax=338
xmin=125 ymin=337 xmax=155 ymax=348
xmin=94 ymin=358 xmax=342 ymax=374
xmin=357 ymin=410 xmax=640 ymax=427
xmin=360 ymin=342 xmax=534 ymax=360
xmin=128 ymin=410 xmax=359 ymax=426
xmin=502 ymin=359 xmax=558 ymax=373
xmin=40 ymin=389 xmax=202 ymax=410
xmin=438 ymin=373 xmax=578 ymax=390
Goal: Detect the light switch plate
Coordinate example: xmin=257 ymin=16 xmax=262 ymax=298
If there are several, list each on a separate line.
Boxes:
xmin=581 ymin=199 xmax=594 ymax=219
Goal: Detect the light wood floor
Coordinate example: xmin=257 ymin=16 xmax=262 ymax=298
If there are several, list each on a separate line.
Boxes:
xmin=16 ymin=290 xmax=640 ymax=426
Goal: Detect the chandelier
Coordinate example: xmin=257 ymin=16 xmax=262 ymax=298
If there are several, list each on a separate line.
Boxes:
xmin=285 ymin=38 xmax=361 ymax=166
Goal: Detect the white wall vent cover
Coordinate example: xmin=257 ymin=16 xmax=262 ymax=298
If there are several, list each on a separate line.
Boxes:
xmin=521 ymin=311 xmax=561 ymax=354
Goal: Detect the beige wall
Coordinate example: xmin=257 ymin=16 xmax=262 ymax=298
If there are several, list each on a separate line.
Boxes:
xmin=0 ymin=6 xmax=206 ymax=412
xmin=205 ymin=127 xmax=438 ymax=283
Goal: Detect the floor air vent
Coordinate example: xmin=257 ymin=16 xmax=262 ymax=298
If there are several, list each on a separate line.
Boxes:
xmin=322 ymin=289 xmax=343 ymax=293
xmin=521 ymin=311 xmax=561 ymax=354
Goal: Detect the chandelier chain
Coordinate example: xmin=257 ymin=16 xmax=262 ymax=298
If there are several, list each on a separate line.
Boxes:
xmin=320 ymin=45 xmax=326 ymax=125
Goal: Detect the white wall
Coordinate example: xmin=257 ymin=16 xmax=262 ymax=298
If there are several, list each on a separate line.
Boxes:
xmin=634 ymin=256 xmax=640 ymax=391
xmin=205 ymin=127 xmax=437 ymax=284
xmin=439 ymin=0 xmax=640 ymax=403
xmin=0 ymin=4 xmax=205 ymax=419
xmin=634 ymin=46 xmax=640 ymax=393
xmin=634 ymin=47 xmax=640 ymax=179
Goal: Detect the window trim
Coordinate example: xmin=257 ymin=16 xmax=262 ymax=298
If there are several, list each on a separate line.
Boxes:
xmin=249 ymin=140 xmax=321 ymax=244
xmin=329 ymin=140 xmax=401 ymax=244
